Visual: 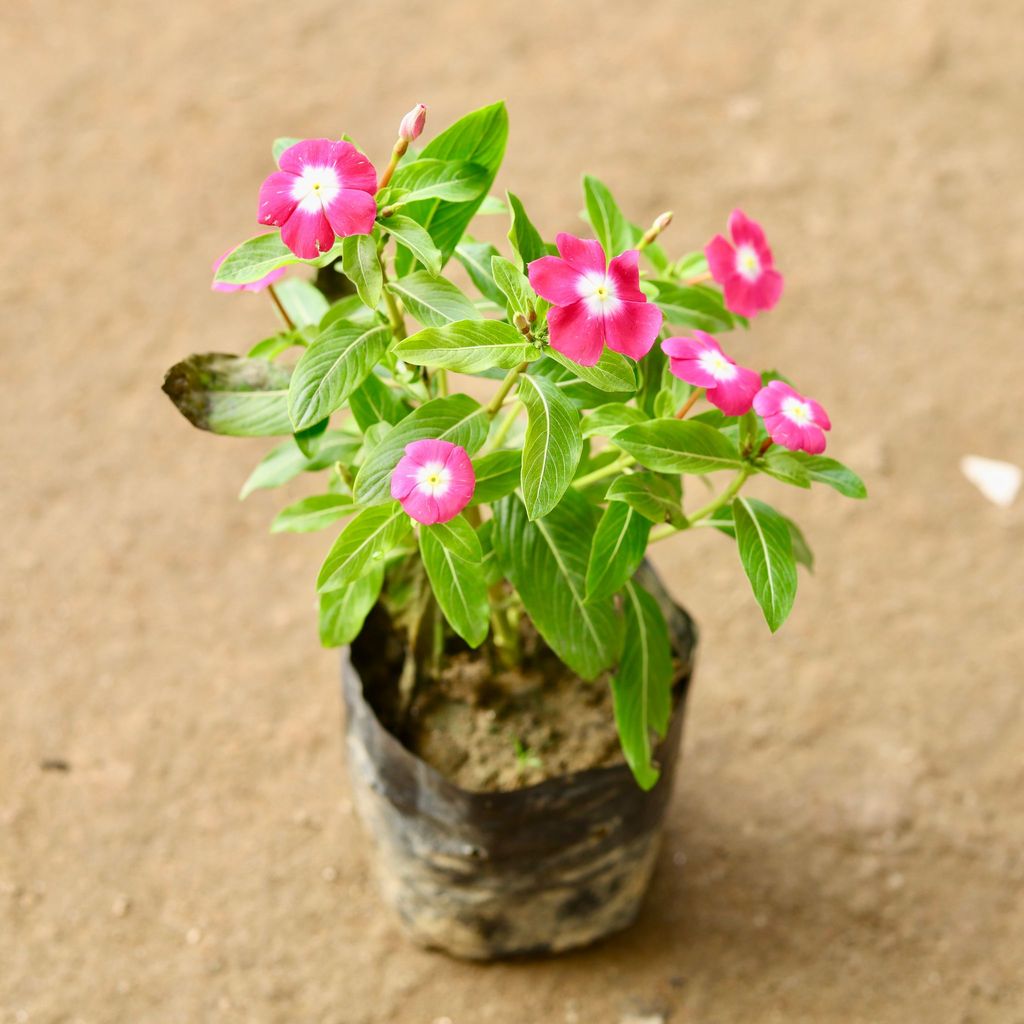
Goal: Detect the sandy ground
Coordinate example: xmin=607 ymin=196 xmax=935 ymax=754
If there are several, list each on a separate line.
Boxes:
xmin=3 ymin=0 xmax=1023 ymax=1021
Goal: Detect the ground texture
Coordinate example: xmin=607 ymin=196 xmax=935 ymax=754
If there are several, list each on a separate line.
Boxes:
xmin=3 ymin=1 xmax=1023 ymax=1021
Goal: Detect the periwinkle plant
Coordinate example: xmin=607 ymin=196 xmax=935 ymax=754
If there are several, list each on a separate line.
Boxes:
xmin=164 ymin=102 xmax=865 ymax=788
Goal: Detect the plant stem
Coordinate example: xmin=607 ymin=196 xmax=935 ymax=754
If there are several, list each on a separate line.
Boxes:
xmin=684 ymin=271 xmax=713 ymax=286
xmin=572 ymin=452 xmax=635 ymax=489
xmin=266 ymin=284 xmax=295 ymax=330
xmin=489 ymin=586 xmax=520 ymax=669
xmin=378 ymin=249 xmax=407 ymax=341
xmin=649 ymin=465 xmax=753 ymax=542
xmin=437 ymin=368 xmax=448 ymax=397
xmin=486 ymin=401 xmax=522 ymax=452
xmin=486 ymin=362 xmax=530 ymax=418
xmin=675 ymin=387 xmax=704 ymax=419
xmin=377 ymin=139 xmax=408 ymax=192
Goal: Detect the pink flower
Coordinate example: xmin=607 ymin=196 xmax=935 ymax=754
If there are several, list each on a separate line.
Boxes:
xmin=753 ymin=380 xmax=831 ymax=454
xmin=527 ymin=234 xmax=663 ymax=366
xmin=258 ymin=139 xmax=377 ymax=260
xmin=705 ymin=210 xmax=784 ymax=318
xmin=661 ymin=331 xmax=762 ymax=416
xmin=391 ymin=440 xmax=475 ymax=525
xmin=210 ymin=250 xmax=285 ymax=293
xmin=399 ymin=104 xmax=427 ymax=142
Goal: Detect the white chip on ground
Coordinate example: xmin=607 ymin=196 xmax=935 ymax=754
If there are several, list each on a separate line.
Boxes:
xmin=960 ymin=455 xmax=1022 ymax=508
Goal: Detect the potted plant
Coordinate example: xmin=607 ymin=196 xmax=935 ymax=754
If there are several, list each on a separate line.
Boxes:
xmin=163 ymin=101 xmax=865 ymax=959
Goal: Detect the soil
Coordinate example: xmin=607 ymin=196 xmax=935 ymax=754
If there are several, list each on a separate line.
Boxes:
xmin=4 ymin=1 xmax=1024 ymax=1022
xmin=356 ymin=609 xmax=632 ymax=791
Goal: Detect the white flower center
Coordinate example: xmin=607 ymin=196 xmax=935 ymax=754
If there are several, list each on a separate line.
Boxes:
xmin=735 ymin=244 xmax=761 ymax=281
xmin=292 ymin=165 xmax=341 ymax=214
xmin=415 ymin=461 xmax=451 ymax=497
xmin=578 ymin=272 xmax=621 ymax=315
xmin=782 ymin=397 xmax=812 ymax=424
xmin=697 ymin=349 xmax=738 ymax=382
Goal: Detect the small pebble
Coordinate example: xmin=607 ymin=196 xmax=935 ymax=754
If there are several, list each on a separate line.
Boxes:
xmin=112 ymin=894 xmax=131 ymax=917
xmin=321 ymin=866 xmax=338 ymax=883
xmin=185 ymin=927 xmax=203 ymax=945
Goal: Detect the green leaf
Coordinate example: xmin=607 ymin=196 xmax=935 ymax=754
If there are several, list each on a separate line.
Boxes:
xmin=531 ymin=358 xmax=633 ymax=411
xmin=611 ymin=580 xmax=674 ymax=790
xmin=349 ymin=373 xmax=411 ymax=432
xmin=394 ymin=102 xmax=508 ymax=273
xmin=637 ymin=343 xmax=667 ymax=417
xmin=272 ymin=137 xmax=301 ymax=163
xmin=381 ymin=214 xmax=442 ymax=276
xmin=580 ymin=403 xmax=648 ymax=439
xmin=341 ymin=234 xmax=383 ymax=309
xmin=317 ymin=502 xmax=412 ymax=592
xmin=546 ymin=348 xmax=636 ymax=394
xmin=585 ymin=503 xmax=651 ymax=602
xmin=353 ymin=395 xmax=489 ymax=506
xmin=271 ymin=278 xmax=328 ymax=328
xmin=760 ymin=449 xmax=812 ymax=488
xmin=606 ymin=472 xmax=686 ymax=527
xmin=288 ymin=322 xmax=391 ymax=431
xmin=213 ymin=233 xmax=341 ymax=286
xmin=477 ymin=194 xmax=507 ymax=215
xmin=652 ymin=281 xmax=738 ymax=332
xmin=506 ymin=191 xmax=547 ymax=270
xmin=419 ymin=515 xmax=489 ymax=647
xmin=321 ymin=294 xmax=379 ymax=329
xmin=387 ymin=272 xmax=480 ymax=327
xmin=582 ymin=175 xmax=633 ymax=258
xmin=492 ymin=491 xmax=622 ymax=680
xmin=319 ymin=565 xmax=383 ymax=647
xmin=393 ymin=319 xmax=538 ymax=373
xmin=247 ymin=332 xmax=303 ymax=361
xmin=469 ymin=449 xmax=522 ymax=505
xmin=518 ymin=374 xmax=584 ymax=520
xmin=238 ymin=432 xmax=360 ymax=499
xmin=271 ymin=494 xmax=354 ymax=533
xmin=477 ymin=518 xmax=502 ymax=586
xmin=454 ymin=241 xmax=504 ymax=305
xmin=615 ymin=418 xmax=743 ymax=474
xmin=786 ymin=517 xmax=815 ymax=571
xmin=388 ymin=159 xmax=489 ymax=205
xmin=293 ymin=417 xmax=329 ymax=458
xmin=490 ymin=255 xmax=535 ymax=317
xmin=732 ymin=497 xmax=798 ymax=632
xmin=789 ymin=454 xmax=867 ymax=498
xmin=162 ymin=353 xmax=293 ymax=437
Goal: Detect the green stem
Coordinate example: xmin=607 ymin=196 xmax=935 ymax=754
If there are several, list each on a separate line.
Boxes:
xmin=266 ymin=284 xmax=295 ymax=331
xmin=486 ymin=362 xmax=530 ymax=418
xmin=675 ymin=387 xmax=704 ymax=419
xmin=379 ymin=250 xmax=407 ymax=341
xmin=486 ymin=401 xmax=522 ymax=452
xmin=572 ymin=452 xmax=635 ymax=489
xmin=649 ymin=465 xmax=752 ymax=542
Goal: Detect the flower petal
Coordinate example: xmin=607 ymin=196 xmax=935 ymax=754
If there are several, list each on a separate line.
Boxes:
xmin=257 ymin=171 xmax=300 ymax=227
xmin=323 ymin=188 xmax=377 ymax=238
xmin=400 ymin=487 xmax=441 ymax=525
xmin=405 ymin=438 xmax=455 ymax=466
xmin=728 ymin=209 xmax=767 ymax=251
xmin=280 ymin=207 xmax=335 ymax=259
xmin=330 ymin=141 xmax=378 ymax=193
xmin=706 ymin=365 xmax=763 ymax=416
xmin=555 ymin=233 xmax=607 ymax=275
xmin=705 ymin=234 xmax=735 ymax=283
xmin=808 ymin=398 xmax=831 ymax=430
xmin=391 ymin=455 xmax=422 ymax=500
xmin=547 ymin=300 xmax=606 ymax=366
xmin=528 ymin=255 xmax=584 ymax=306
xmin=604 ymin=299 xmax=663 ymax=361
xmin=606 ymin=249 xmax=647 ymax=302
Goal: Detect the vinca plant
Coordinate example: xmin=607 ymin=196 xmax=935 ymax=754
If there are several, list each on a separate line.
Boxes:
xmin=164 ymin=101 xmax=866 ymax=789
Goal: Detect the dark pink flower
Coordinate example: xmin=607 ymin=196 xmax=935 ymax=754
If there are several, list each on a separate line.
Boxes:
xmin=705 ymin=210 xmax=784 ymax=318
xmin=662 ymin=331 xmax=762 ymax=416
xmin=753 ymin=380 xmax=831 ymax=454
xmin=391 ymin=440 xmax=475 ymax=525
xmin=258 ymin=139 xmax=377 ymax=260
xmin=527 ymin=234 xmax=663 ymax=366
xmin=210 ymin=250 xmax=285 ymax=293
xmin=399 ymin=104 xmax=427 ymax=142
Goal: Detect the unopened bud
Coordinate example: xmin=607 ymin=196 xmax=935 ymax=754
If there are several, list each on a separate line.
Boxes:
xmin=652 ymin=211 xmax=673 ymax=233
xmin=398 ymin=104 xmax=427 ymax=142
xmin=513 ymin=312 xmax=531 ymax=335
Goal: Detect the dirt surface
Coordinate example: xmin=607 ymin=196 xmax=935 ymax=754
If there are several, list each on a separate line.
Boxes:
xmin=3 ymin=1 xmax=1023 ymax=1021
xmin=373 ymin=614 xmax=628 ymax=792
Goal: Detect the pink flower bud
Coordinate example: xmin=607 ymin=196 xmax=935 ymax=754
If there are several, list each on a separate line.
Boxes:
xmin=398 ymin=104 xmax=427 ymax=142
